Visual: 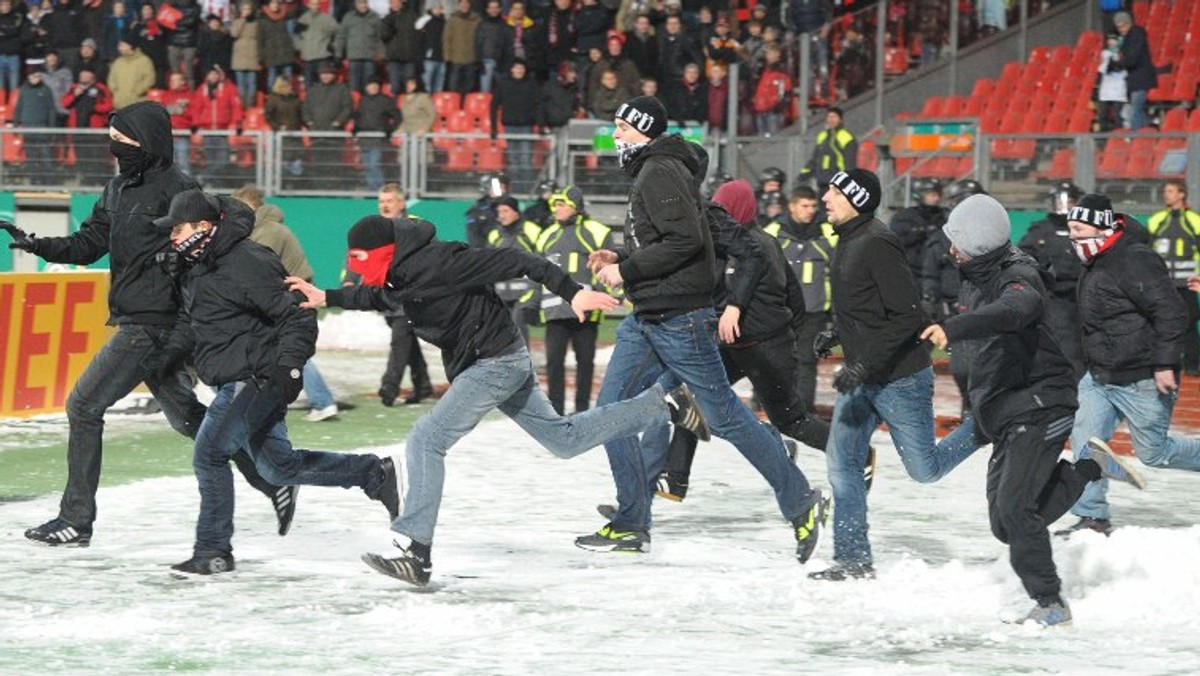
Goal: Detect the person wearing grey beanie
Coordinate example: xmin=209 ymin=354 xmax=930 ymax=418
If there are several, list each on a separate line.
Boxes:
xmin=809 ymin=165 xmax=984 ymax=582
xmin=941 ymin=193 xmax=1012 ymax=260
xmin=919 ymin=195 xmax=1142 ymax=627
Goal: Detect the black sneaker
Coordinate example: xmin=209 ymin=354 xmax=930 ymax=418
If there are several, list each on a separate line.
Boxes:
xmin=785 ymin=439 xmax=799 ymax=462
xmin=654 ymin=472 xmax=688 ymax=502
xmin=665 ymin=384 xmax=711 ymax=442
xmin=25 ymin=518 xmax=92 ymax=547
xmin=808 ymin=561 xmax=876 ymax=581
xmin=272 ymin=485 xmax=299 ymax=536
xmin=378 ymin=386 xmax=398 ymax=408
xmin=574 ymin=524 xmax=651 ymax=553
xmin=171 ymin=554 xmax=235 ymax=576
xmin=792 ymin=490 xmax=830 ymax=564
xmin=1053 ymin=516 xmax=1113 ymax=537
xmin=368 ymin=457 xmax=401 ymax=521
xmin=361 ymin=541 xmax=432 ymax=586
xmin=864 ymin=445 xmax=877 ymax=493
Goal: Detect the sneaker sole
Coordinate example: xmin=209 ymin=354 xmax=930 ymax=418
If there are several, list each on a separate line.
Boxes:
xmin=574 ymin=541 xmax=650 ymax=554
xmin=361 ymin=552 xmax=430 ymax=586
xmin=1088 ymin=437 xmax=1147 ymax=490
xmin=654 ymin=489 xmax=685 ymax=502
xmin=25 ymin=536 xmax=91 ymax=548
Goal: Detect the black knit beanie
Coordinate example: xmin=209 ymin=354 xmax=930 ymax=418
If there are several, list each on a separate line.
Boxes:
xmin=347 ymin=215 xmax=396 ymax=250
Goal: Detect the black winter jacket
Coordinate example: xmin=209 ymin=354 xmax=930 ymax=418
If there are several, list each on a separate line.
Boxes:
xmin=830 ymin=213 xmax=930 ymax=383
xmin=381 ymin=7 xmax=421 ymax=62
xmin=474 ymin=14 xmax=513 ymax=63
xmin=31 ymin=101 xmax=199 ymax=326
xmin=889 ymin=203 xmax=946 ymax=278
xmin=541 ymin=77 xmax=580 ymax=128
xmin=617 ymin=134 xmax=716 ymax=316
xmin=943 ymin=246 xmax=1078 ymax=440
xmin=1078 ymin=227 xmax=1185 ymax=385
xmin=706 ymin=201 xmax=766 ymax=315
xmin=174 ymin=196 xmax=317 ymax=386
xmin=490 ymin=74 xmax=541 ymax=128
xmin=167 ymin=0 xmax=202 ymax=48
xmin=722 ymin=220 xmax=804 ymax=345
xmin=326 ymin=218 xmax=582 ymax=381
xmin=1018 ymin=213 xmax=1081 ymax=299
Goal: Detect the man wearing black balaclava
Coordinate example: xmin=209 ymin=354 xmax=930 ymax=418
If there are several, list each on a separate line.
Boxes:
xmin=0 ymin=101 xmax=296 ymax=548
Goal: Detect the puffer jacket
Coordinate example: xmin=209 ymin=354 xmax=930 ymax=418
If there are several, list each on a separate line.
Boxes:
xmin=1078 ymin=218 xmax=1185 ymax=385
xmin=175 ymin=196 xmax=317 ymax=386
xmin=944 ymin=245 xmax=1078 ymax=440
xmin=616 ymin=134 xmax=716 ymax=316
xmin=31 ymin=101 xmax=200 ymax=326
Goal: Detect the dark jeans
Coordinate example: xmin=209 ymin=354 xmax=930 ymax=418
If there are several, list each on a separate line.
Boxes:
xmin=793 ymin=312 xmax=829 ymax=412
xmin=386 ymin=61 xmax=418 ymax=96
xmin=447 ymin=62 xmax=477 ymax=96
xmin=1178 ymin=287 xmax=1200 ymax=371
xmin=382 ymin=314 xmax=432 ymax=400
xmin=349 ymin=59 xmax=375 ymax=94
xmin=664 ymin=329 xmax=832 ymax=483
xmin=58 ymin=324 xmax=273 ymax=527
xmin=544 ymin=319 xmax=598 ymax=415
xmin=193 ymin=380 xmax=385 ymax=557
xmin=986 ymin=411 xmax=1095 ymax=600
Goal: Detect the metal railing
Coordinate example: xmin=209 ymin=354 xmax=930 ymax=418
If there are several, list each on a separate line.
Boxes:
xmin=2 ymin=124 xmax=1196 ymax=215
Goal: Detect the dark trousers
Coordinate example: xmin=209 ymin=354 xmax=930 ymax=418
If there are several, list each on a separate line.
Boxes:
xmin=666 ymin=329 xmax=832 ymax=482
xmin=792 ymin=312 xmax=829 ymax=412
xmin=447 ymin=63 xmax=477 ymax=96
xmin=544 ymin=319 xmax=598 ymax=415
xmin=986 ymin=411 xmax=1097 ymax=600
xmin=194 ymin=380 xmax=383 ymax=557
xmin=382 ymin=314 xmax=432 ymax=400
xmin=1178 ymin=287 xmax=1200 ymax=372
xmin=59 ymin=325 xmax=274 ymax=528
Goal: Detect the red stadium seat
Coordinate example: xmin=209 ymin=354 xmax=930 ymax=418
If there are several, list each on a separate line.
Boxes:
xmin=1037 ymin=147 xmax=1075 ymax=181
xmin=463 ymin=92 xmax=492 ymax=122
xmin=444 ymin=145 xmax=473 ymax=171
xmin=1162 ymin=107 xmax=1188 ymax=132
xmin=476 ymin=144 xmax=505 ymax=171
xmin=431 ymin=91 xmax=461 ymax=120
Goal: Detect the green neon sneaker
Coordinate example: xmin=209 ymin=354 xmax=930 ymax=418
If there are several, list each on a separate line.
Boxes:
xmin=574 ymin=524 xmax=651 ymax=553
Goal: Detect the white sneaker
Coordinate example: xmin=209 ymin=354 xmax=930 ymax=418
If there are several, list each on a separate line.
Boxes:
xmin=304 ymin=404 xmax=338 ymax=422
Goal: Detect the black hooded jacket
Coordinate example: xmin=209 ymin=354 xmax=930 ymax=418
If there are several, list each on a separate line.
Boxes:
xmin=943 ymin=246 xmax=1078 ymax=440
xmin=325 ymin=218 xmax=582 ymax=381
xmin=173 ymin=196 xmax=317 ymax=386
xmin=616 ymin=134 xmax=716 ymax=316
xmin=30 ymin=101 xmax=200 ymax=326
xmin=1078 ymin=223 xmax=1185 ymax=385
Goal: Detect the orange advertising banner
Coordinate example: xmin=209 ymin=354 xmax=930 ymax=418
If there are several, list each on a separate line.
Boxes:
xmin=0 ymin=272 xmax=113 ymax=419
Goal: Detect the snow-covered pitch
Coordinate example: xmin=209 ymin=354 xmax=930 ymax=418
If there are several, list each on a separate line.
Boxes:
xmin=3 ymin=416 xmax=1200 ymax=674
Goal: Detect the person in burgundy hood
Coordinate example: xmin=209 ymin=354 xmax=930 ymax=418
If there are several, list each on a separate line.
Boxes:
xmin=652 ymin=178 xmax=834 ymax=501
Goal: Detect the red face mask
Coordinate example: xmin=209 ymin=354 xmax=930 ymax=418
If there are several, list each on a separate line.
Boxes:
xmin=347 ymin=244 xmax=395 ymax=286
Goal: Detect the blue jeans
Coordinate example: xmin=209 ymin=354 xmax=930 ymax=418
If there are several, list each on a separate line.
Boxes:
xmin=1070 ymin=372 xmax=1200 ymax=520
xmin=303 ymin=359 xmax=335 ymax=410
xmin=386 ymin=61 xmax=417 ymax=96
xmin=267 ymin=65 xmax=293 ymax=93
xmin=173 ymin=135 xmax=192 ymax=176
xmin=393 ymin=343 xmax=670 ymax=545
xmin=826 ymin=367 xmax=981 ymax=565
xmin=423 ymin=59 xmax=446 ymax=93
xmin=479 ymin=58 xmax=498 ymax=93
xmin=359 ymin=141 xmax=385 ymax=190
xmin=0 ymin=54 xmax=19 ymax=94
xmin=1128 ymin=89 xmax=1149 ymax=130
xmin=194 ymin=380 xmax=383 ymax=557
xmin=349 ymin=60 xmax=375 ymax=94
xmin=447 ymin=62 xmax=477 ymax=96
xmin=599 ymin=309 xmax=817 ymax=532
xmin=234 ymin=70 xmax=257 ymax=109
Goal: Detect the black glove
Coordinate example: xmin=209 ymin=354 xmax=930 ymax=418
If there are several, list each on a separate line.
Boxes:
xmin=266 ymin=364 xmax=305 ymax=404
xmin=520 ymin=307 xmax=543 ymax=327
xmin=154 ymin=349 xmax=189 ymax=382
xmin=833 ymin=361 xmax=868 ymax=394
xmin=920 ymin=294 xmax=939 ymax=320
xmin=813 ymin=329 xmax=840 ymax=359
xmin=156 ymin=251 xmax=183 ymax=278
xmin=0 ymin=220 xmax=36 ymax=252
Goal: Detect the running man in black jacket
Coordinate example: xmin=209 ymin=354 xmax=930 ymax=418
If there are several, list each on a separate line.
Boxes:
xmin=576 ymin=96 xmax=826 ymax=564
xmin=811 ymin=169 xmax=980 ymax=581
xmin=1058 ymin=194 xmax=1196 ymax=537
xmin=2 ymin=101 xmax=290 ymax=548
xmin=920 ymin=194 xmax=1144 ymax=627
xmin=157 ymin=191 xmax=401 ymax=576
xmin=287 ymin=214 xmax=710 ymax=586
